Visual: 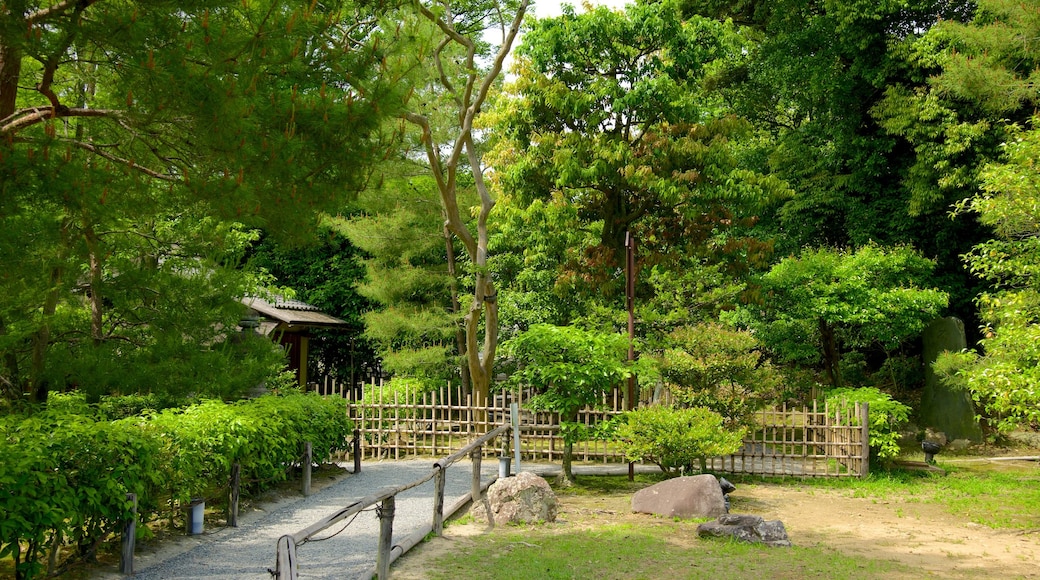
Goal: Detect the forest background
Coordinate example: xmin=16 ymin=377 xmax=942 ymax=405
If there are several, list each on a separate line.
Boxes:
xmin=2 ymin=0 xmax=1039 ymax=436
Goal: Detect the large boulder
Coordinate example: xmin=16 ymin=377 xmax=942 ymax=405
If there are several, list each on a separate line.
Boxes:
xmin=631 ymin=474 xmax=727 ymax=519
xmin=471 ymin=472 xmax=558 ymax=525
xmin=697 ymin=514 xmax=792 ymax=547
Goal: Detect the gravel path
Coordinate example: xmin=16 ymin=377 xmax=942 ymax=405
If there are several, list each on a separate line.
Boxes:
xmin=128 ymin=459 xmax=498 ymax=580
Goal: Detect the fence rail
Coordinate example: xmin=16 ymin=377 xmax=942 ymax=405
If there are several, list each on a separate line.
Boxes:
xmin=332 ymin=380 xmax=869 ymax=478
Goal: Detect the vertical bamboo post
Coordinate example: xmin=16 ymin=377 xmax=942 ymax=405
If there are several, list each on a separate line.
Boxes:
xmin=859 ymin=402 xmax=870 ymax=478
xmin=229 ymin=463 xmax=240 ymax=527
xmin=433 ymin=467 xmax=446 ymax=536
xmin=353 ymin=428 xmax=361 ymax=474
xmin=470 ymin=447 xmax=482 ymax=503
xmin=302 ymin=442 xmax=312 ymax=497
xmin=376 ymin=495 xmax=395 ymax=580
xmin=120 ymin=492 xmax=136 ymax=574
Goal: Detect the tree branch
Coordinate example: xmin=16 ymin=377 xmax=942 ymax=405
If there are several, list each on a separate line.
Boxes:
xmin=0 ymin=106 xmax=120 ymax=136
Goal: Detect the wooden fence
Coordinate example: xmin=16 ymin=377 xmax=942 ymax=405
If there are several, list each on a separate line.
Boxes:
xmin=334 ymin=380 xmax=870 ymax=478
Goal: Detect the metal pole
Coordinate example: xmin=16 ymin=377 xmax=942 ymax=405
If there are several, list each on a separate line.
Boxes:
xmin=626 ymin=230 xmax=636 ymax=481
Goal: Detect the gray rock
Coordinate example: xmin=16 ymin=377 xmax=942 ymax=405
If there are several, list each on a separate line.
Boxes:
xmin=631 ymin=474 xmax=727 ymax=519
xmin=697 ymin=514 xmax=792 ymax=547
xmin=471 ymin=471 xmax=558 ymax=525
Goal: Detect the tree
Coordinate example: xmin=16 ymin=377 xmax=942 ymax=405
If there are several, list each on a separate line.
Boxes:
xmin=909 ymin=0 xmax=1040 ymax=431
xmin=248 ymin=224 xmax=377 ymax=386
xmin=729 ymin=244 xmax=949 ymax=389
xmin=393 ymin=0 xmax=530 ymax=405
xmin=0 ymin=1 xmax=401 ymax=403
xmin=683 ymin=0 xmax=988 ymax=324
xmin=658 ymin=322 xmax=783 ymax=427
xmin=334 ymin=168 xmax=471 ymax=387
xmin=488 ymin=1 xmax=786 ymax=290
xmin=501 ymin=324 xmax=634 ymax=483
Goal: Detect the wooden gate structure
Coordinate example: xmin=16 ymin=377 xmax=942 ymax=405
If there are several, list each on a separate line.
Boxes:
xmin=325 ymin=380 xmax=870 ymax=478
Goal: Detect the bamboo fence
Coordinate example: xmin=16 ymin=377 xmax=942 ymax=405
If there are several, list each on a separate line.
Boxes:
xmin=330 ymin=379 xmax=870 ymax=478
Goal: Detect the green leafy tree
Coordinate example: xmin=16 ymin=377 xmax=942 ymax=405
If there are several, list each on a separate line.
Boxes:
xmin=387 ymin=0 xmax=530 ymax=406
xmin=935 ymin=122 xmax=1040 ymax=431
xmin=501 ymin=323 xmax=634 ymax=483
xmin=730 ymin=244 xmax=949 ymax=389
xmin=886 ymin=0 xmax=1040 ymax=431
xmin=488 ymin=1 xmax=786 ymax=290
xmin=658 ymin=322 xmax=783 ymax=427
xmin=0 ymin=0 xmax=401 ymax=403
xmin=335 ymin=170 xmax=468 ymax=387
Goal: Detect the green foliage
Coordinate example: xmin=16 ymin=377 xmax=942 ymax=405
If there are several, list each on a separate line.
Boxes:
xmin=730 ymin=244 xmax=948 ymax=389
xmin=614 ymin=405 xmax=746 ymax=475
xmin=334 ymin=172 xmax=467 ymax=386
xmin=0 ymin=0 xmax=403 ymax=404
xmin=826 ymin=387 xmax=911 ymax=462
xmin=487 ymin=1 xmax=787 ymax=290
xmin=0 ymin=393 xmax=349 ymax=578
xmin=503 ymin=324 xmax=634 ymax=435
xmin=934 ymin=122 xmax=1040 ymax=431
xmin=657 ymin=322 xmax=782 ymax=427
xmin=248 ymin=224 xmax=376 ymax=382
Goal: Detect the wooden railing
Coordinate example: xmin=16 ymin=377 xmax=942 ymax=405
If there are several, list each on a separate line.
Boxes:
xmin=333 ymin=381 xmax=870 ymax=478
xmin=272 ymin=425 xmax=509 ymax=580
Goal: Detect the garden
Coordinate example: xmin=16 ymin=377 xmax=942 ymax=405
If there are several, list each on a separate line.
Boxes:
xmin=3 ymin=0 xmax=1040 ymax=578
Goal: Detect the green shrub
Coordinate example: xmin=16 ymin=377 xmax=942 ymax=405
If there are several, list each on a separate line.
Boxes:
xmin=825 ymin=387 xmax=910 ymax=462
xmin=614 ymin=405 xmax=746 ymax=475
xmin=0 ymin=392 xmax=350 ymax=579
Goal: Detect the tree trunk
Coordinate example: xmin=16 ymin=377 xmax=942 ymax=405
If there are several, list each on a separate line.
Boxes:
xmin=0 ymin=18 xmax=24 ymax=120
xmin=443 ymin=224 xmax=471 ymax=397
xmin=819 ymin=318 xmax=843 ymax=389
xmin=83 ymin=222 xmax=105 ymax=344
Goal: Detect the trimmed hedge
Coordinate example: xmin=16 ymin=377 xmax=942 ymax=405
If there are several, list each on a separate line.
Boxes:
xmin=0 ymin=393 xmax=351 ymax=579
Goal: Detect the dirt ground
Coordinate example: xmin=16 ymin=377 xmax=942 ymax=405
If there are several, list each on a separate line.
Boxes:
xmin=391 ymin=465 xmax=1040 ymax=580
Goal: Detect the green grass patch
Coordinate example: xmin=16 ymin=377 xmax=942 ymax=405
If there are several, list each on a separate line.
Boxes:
xmin=417 ymin=522 xmax=901 ymax=580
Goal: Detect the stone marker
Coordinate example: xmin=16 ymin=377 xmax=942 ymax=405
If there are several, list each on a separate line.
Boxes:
xmin=920 ymin=317 xmax=982 ymax=442
xmin=471 ymin=472 xmax=558 ymax=525
xmin=697 ymin=514 xmax=792 ymax=547
xmin=631 ymin=474 xmax=727 ymax=519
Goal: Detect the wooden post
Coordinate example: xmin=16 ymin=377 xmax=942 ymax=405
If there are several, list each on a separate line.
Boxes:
xmin=230 ymin=462 xmax=240 ymax=527
xmin=275 ymin=535 xmax=298 ymax=580
xmin=470 ymin=447 xmax=482 ymax=503
xmin=859 ymin=402 xmax=870 ymax=478
xmin=510 ymin=403 xmax=521 ymax=474
xmin=120 ymin=492 xmax=136 ymax=575
xmin=433 ymin=466 xmax=446 ymax=536
xmin=302 ymin=442 xmax=312 ymax=497
xmin=376 ymin=496 xmax=395 ymax=580
xmin=353 ymin=427 xmax=362 ymax=474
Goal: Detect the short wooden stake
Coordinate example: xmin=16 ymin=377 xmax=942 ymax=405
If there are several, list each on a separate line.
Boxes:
xmin=353 ymin=428 xmax=361 ymax=474
xmin=120 ymin=492 xmax=136 ymax=575
xmin=229 ymin=462 xmax=240 ymax=527
xmin=433 ymin=466 xmax=446 ymax=536
xmin=470 ymin=447 xmax=482 ymax=503
xmin=376 ymin=496 xmax=395 ymax=580
xmin=302 ymin=442 xmax=312 ymax=497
